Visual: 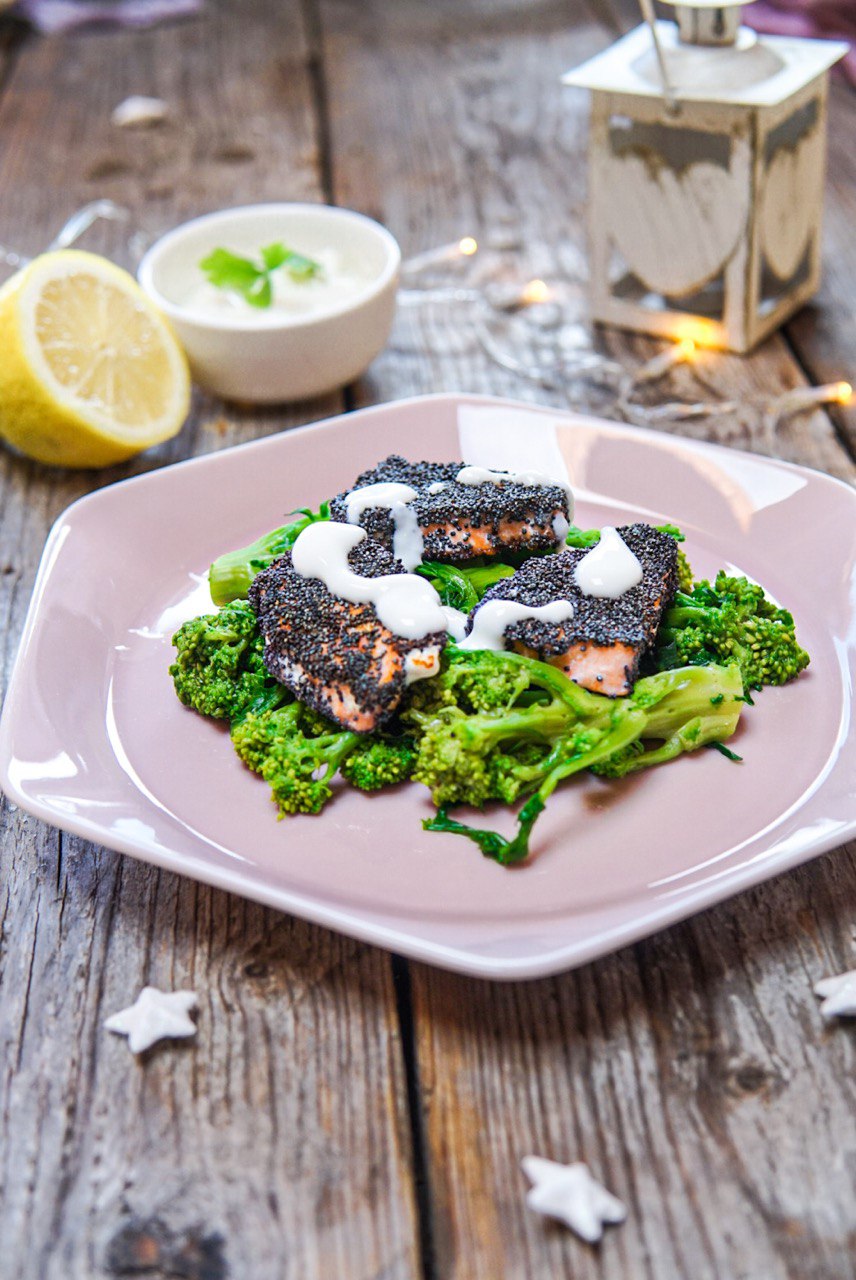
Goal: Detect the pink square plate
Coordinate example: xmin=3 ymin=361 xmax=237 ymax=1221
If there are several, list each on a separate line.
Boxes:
xmin=1 ymin=394 xmax=854 ymax=980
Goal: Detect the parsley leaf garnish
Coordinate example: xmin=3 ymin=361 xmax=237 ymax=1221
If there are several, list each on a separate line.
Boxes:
xmin=200 ymin=242 xmax=323 ymax=308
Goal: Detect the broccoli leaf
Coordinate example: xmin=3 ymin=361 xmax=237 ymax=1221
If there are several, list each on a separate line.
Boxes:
xmin=416 ymin=560 xmax=516 ymax=612
xmin=564 ymin=525 xmax=601 ymax=549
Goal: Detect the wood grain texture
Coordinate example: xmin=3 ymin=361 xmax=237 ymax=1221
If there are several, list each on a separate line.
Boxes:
xmin=319 ymin=1 xmax=856 ymax=1276
xmin=1 ymin=1 xmax=855 ymax=1277
xmin=322 ymin=0 xmax=853 ymax=478
xmin=0 ymin=4 xmax=419 ymax=1278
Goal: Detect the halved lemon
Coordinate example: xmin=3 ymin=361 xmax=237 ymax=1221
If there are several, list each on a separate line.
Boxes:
xmin=0 ymin=250 xmax=190 ymax=468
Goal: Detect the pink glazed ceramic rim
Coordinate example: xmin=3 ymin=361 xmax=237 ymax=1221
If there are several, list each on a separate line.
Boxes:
xmin=1 ymin=394 xmax=853 ymax=980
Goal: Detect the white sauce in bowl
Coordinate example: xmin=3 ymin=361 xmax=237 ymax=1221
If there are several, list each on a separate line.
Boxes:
xmin=183 ymin=245 xmax=377 ymax=323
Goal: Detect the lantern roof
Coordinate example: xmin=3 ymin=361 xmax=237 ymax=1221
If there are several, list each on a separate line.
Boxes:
xmin=562 ymin=23 xmax=847 ymax=107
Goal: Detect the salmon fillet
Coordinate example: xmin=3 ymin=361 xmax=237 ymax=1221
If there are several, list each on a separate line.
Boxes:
xmin=329 ymin=454 xmax=571 ymax=563
xmin=473 ymin=524 xmax=679 ymax=696
xmin=247 ymin=539 xmax=447 ymax=732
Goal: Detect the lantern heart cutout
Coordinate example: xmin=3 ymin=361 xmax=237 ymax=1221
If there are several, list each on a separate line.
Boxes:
xmin=605 ymin=155 xmax=749 ymax=299
xmin=760 ymin=135 xmax=823 ymax=282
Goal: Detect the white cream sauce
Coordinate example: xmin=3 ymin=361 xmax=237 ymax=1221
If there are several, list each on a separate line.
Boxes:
xmin=184 ymin=246 xmax=374 ymax=323
xmin=344 ymin=482 xmax=424 ymax=571
xmin=458 ymin=599 xmax=575 ymax=652
xmin=441 ymin=606 xmax=469 ymax=642
xmin=404 ymin=647 xmax=442 ymax=686
xmin=455 ymin=465 xmax=574 ymax=520
xmin=573 ymin=527 xmax=642 ymax=599
xmin=291 ymin=521 xmax=447 ymax=641
xmin=553 ymin=512 xmax=570 ymax=542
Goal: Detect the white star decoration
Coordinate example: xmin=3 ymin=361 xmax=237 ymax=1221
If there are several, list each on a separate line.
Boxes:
xmin=105 ymin=986 xmax=199 ymax=1054
xmin=814 ymin=969 xmax=856 ymax=1020
xmin=522 ymin=1156 xmax=626 ymax=1243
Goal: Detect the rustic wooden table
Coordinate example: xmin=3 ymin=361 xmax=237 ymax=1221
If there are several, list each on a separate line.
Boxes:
xmin=1 ymin=3 xmax=855 ymax=1278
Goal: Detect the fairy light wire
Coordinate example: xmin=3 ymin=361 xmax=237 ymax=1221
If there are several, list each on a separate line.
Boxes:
xmin=1 ymin=212 xmax=849 ymax=427
xmin=401 ymin=237 xmax=853 ymax=427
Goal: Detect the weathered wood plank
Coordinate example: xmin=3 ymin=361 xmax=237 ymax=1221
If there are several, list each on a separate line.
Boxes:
xmin=0 ymin=5 xmax=420 ymax=1278
xmin=323 ymin=0 xmax=854 ymax=480
xmin=409 ymin=847 xmax=856 ymax=1280
xmin=321 ymin=1 xmax=856 ymax=1276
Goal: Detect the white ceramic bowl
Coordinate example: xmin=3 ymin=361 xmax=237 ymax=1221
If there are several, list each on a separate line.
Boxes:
xmin=137 ymin=203 xmax=400 ymax=403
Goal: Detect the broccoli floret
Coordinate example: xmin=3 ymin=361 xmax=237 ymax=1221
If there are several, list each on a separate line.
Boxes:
xmin=170 ymin=600 xmax=289 ymax=721
xmin=675 ymin=548 xmax=694 ymax=593
xmin=407 ymin=649 xmax=744 ymax=864
xmin=231 ymin=702 xmax=359 ymax=815
xmin=654 ymin=571 xmax=809 ymax=689
xmin=409 ymin=647 xmax=533 ymax=718
xmin=209 ymin=502 xmax=330 ymax=606
xmin=340 ymin=735 xmax=418 ymax=791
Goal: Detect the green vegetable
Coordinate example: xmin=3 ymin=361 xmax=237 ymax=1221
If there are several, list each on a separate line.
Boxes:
xmin=416 ymin=559 xmax=516 ymax=611
xmin=655 ymin=524 xmax=694 ymax=592
xmin=231 ymin=703 xmax=359 ymax=815
xmin=173 ymin=514 xmax=809 ymax=869
xmin=707 ymin=741 xmax=743 ymax=762
xmin=674 ymin=547 xmax=694 ymax=594
xmin=404 ymin=647 xmax=744 ymax=864
xmin=341 ymin=734 xmax=418 ymax=791
xmin=564 ymin=525 xmax=601 ymax=550
xmin=653 ymin=571 xmax=810 ymax=690
xmin=200 ymin=242 xmax=323 ymax=308
xmin=169 ymin=599 xmax=290 ymax=721
xmin=171 ymin=602 xmax=418 ymax=816
xmin=209 ymin=503 xmax=330 ymax=606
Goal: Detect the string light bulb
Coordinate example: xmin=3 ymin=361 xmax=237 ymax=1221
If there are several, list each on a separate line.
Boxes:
xmin=632 ymin=338 xmax=696 ymax=385
xmin=771 ymin=380 xmax=855 ymax=420
xmin=401 ymin=236 xmax=479 ymax=275
xmin=520 ymin=278 xmax=551 ymax=305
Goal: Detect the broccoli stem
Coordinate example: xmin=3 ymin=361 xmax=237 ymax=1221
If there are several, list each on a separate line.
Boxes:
xmin=421 ymin=662 xmax=742 ymax=865
xmin=209 ymin=503 xmax=330 ymax=606
xmin=310 ymin=731 xmax=362 ymax=780
xmin=424 ymin=703 xmax=649 ymax=865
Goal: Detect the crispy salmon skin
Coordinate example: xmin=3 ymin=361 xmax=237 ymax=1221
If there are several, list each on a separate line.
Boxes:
xmin=329 ymin=454 xmax=571 ymax=563
xmin=248 ymin=538 xmax=447 ymax=732
xmin=474 ymin=524 xmax=679 ymax=696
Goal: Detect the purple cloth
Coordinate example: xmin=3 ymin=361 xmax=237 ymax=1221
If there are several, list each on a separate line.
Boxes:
xmin=745 ymin=1 xmax=856 ymax=85
xmin=13 ymin=0 xmax=202 ymax=33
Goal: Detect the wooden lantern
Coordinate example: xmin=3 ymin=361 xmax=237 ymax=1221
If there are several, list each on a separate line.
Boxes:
xmin=562 ymin=1 xmax=847 ymax=352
